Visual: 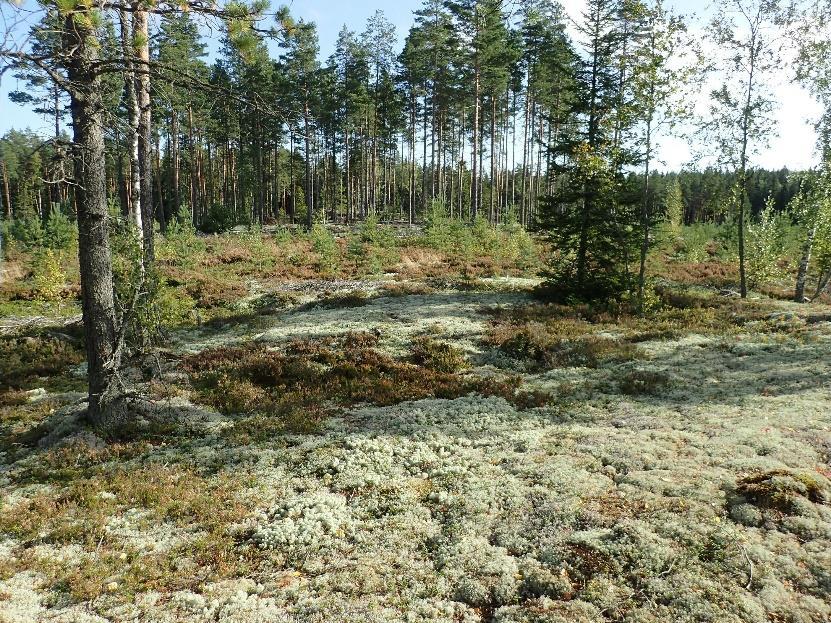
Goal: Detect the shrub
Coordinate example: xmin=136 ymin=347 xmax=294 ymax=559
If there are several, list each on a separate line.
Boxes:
xmin=616 ymin=369 xmax=671 ymax=396
xmin=0 ymin=335 xmax=85 ymax=390
xmin=158 ymin=206 xmax=204 ymax=269
xmin=380 ymin=281 xmax=436 ymax=297
xmin=314 ymin=291 xmax=369 ymax=309
xmin=31 ymin=248 xmax=67 ymax=302
xmin=423 ymin=201 xmax=475 ymax=258
xmin=359 ymin=216 xmax=395 ymax=248
xmin=311 ymin=224 xmax=340 ymax=275
xmin=43 ymin=205 xmax=76 ymax=250
xmin=183 ymin=333 xmax=543 ymax=413
xmin=488 ymin=320 xmax=642 ymax=369
xmin=499 ymin=223 xmax=540 ymax=269
xmin=471 ymin=216 xmax=500 ymax=255
xmin=736 ymin=469 xmax=830 ymax=514
xmin=410 ymin=336 xmax=469 ymax=373
xmin=346 ymin=233 xmax=383 ymax=275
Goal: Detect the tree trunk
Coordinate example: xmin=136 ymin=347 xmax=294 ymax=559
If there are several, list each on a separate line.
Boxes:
xmin=155 ymin=134 xmax=166 ymax=233
xmin=1 ymin=160 xmax=11 ymax=219
xmin=472 ymin=57 xmax=481 ymax=221
xmin=304 ymin=100 xmax=313 ymax=230
xmin=490 ymin=95 xmax=496 ymax=222
xmin=638 ymin=115 xmax=653 ymax=309
xmin=345 ymin=127 xmax=352 ymax=223
xmin=795 ymin=222 xmax=817 ymax=302
xmin=171 ymin=113 xmax=180 ymax=219
xmin=65 ymin=10 xmax=119 ymax=425
xmin=119 ymin=7 xmax=143 ymax=253
xmin=134 ymin=6 xmax=153 ymax=260
xmin=811 ymin=267 xmax=831 ymax=301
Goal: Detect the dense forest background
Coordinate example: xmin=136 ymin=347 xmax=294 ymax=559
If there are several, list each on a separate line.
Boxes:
xmin=0 ymin=0 xmax=814 ymax=236
xmin=0 ymin=125 xmax=807 ymax=228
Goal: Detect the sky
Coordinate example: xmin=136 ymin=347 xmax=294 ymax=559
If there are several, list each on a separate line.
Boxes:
xmin=0 ymin=0 xmax=823 ymax=171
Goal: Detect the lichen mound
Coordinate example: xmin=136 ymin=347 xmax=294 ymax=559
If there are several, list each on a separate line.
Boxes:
xmin=252 ymin=491 xmax=352 ymax=550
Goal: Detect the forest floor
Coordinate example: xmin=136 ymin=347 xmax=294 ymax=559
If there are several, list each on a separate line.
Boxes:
xmin=1 ymin=230 xmax=831 ymax=622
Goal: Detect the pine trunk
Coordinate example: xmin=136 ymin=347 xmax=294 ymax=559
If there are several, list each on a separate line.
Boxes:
xmin=65 ymin=10 xmax=119 ymax=425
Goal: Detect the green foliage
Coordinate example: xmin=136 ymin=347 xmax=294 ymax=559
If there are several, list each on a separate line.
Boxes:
xmin=423 ymin=201 xmax=471 ymax=256
xmin=235 ymin=226 xmax=276 ymax=270
xmin=0 ymin=219 xmax=11 ymax=258
xmin=158 ymin=206 xmax=205 ymax=270
xmin=201 ymin=203 xmax=238 ymax=234
xmin=676 ymin=223 xmax=721 ymax=262
xmin=31 ymin=248 xmax=66 ymax=302
xmin=112 ymin=221 xmax=195 ymax=348
xmin=358 ymin=216 xmax=395 ymax=248
xmin=664 ymin=178 xmax=684 ymax=230
xmin=9 ymin=216 xmax=43 ymax=249
xmin=423 ymin=202 xmax=529 ymax=264
xmin=346 ymin=225 xmax=386 ymax=275
xmin=746 ymin=195 xmax=786 ymax=289
xmin=539 ymin=145 xmax=640 ymax=302
xmin=310 ymin=224 xmax=340 ymax=275
xmin=497 ymin=223 xmax=540 ymax=269
xmin=42 ymin=205 xmax=75 ymax=250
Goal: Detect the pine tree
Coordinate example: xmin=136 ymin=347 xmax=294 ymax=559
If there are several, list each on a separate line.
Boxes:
xmin=280 ymin=19 xmax=321 ymax=230
xmin=539 ymin=0 xmax=640 ymax=301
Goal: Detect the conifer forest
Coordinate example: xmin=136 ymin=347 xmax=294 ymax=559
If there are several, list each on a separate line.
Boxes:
xmin=0 ymin=0 xmax=831 ymax=621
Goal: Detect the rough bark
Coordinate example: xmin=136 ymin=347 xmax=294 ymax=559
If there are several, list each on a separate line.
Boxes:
xmin=65 ymin=9 xmax=120 ymax=425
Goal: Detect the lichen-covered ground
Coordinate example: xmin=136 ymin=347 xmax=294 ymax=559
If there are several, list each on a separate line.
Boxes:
xmin=1 ymin=276 xmax=830 ymax=623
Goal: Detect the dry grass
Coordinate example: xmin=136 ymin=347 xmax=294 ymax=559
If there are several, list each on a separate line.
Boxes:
xmin=0 ymin=461 xmax=257 ymax=602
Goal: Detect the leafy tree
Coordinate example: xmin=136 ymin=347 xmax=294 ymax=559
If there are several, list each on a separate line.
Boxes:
xmin=703 ymin=0 xmax=786 ymax=297
xmin=630 ymin=0 xmax=691 ymax=306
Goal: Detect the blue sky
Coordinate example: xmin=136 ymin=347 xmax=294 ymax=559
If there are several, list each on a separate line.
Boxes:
xmin=0 ymin=0 xmax=822 ymax=171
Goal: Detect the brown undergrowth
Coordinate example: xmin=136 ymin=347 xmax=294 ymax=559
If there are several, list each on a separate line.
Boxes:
xmin=0 ymin=461 xmax=258 ymax=601
xmin=182 ymin=332 xmax=551 ymax=429
xmin=486 ymin=287 xmax=817 ymax=371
